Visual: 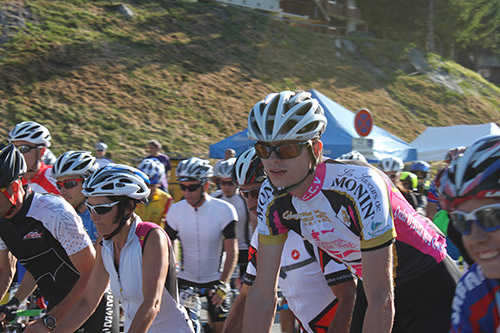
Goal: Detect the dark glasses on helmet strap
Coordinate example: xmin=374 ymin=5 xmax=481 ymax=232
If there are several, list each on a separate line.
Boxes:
xmin=255 ymin=141 xmax=310 ymax=160
xmin=180 ymin=183 xmax=204 ymax=192
xmin=16 ymin=144 xmax=41 ymax=154
xmin=56 ymin=178 xmax=83 ymax=191
xmin=240 ymin=187 xmax=261 ymax=199
xmin=450 ymin=203 xmax=500 ymax=235
xmin=219 ymin=180 xmax=234 ymax=187
xmin=85 ymin=201 xmax=119 ymax=215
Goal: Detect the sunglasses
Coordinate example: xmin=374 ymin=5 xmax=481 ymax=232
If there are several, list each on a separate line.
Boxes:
xmin=255 ymin=141 xmax=310 ymax=160
xmin=219 ymin=180 xmax=235 ymax=187
xmin=240 ymin=187 xmax=261 ymax=199
xmin=16 ymin=144 xmax=41 ymax=154
xmin=85 ymin=201 xmax=119 ymax=215
xmin=56 ymin=178 xmax=83 ymax=191
xmin=450 ymin=203 xmax=500 ymax=235
xmin=180 ymin=183 xmax=204 ymax=192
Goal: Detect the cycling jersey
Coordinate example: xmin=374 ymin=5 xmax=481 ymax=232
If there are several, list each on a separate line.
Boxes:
xmin=101 ymin=216 xmax=193 ymax=333
xmin=78 ymin=209 xmax=99 ymax=242
xmin=22 ymin=163 xmax=59 ymax=194
xmin=95 ymin=157 xmax=113 ymax=169
xmin=0 ymin=190 xmax=91 ymax=306
xmin=166 ymin=196 xmax=238 ymax=283
xmin=451 ymin=263 xmax=500 ymax=332
xmin=135 ymin=189 xmax=172 ymax=229
xmin=244 ymin=230 xmax=354 ymax=333
xmin=258 ymin=160 xmax=447 ymax=285
xmin=211 ymin=189 xmax=250 ymax=251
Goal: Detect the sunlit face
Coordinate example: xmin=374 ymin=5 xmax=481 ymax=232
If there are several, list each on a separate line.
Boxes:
xmin=260 ymin=141 xmax=312 ymax=190
xmin=12 ymin=140 xmax=44 ymax=180
xmin=180 ymin=180 xmax=206 ymax=207
xmin=148 ymin=145 xmax=159 ymax=156
xmin=96 ymin=150 xmax=106 ymax=159
xmin=56 ymin=175 xmax=85 ymax=209
xmin=219 ymin=177 xmax=237 ymax=197
xmin=240 ymin=183 xmax=262 ymax=216
xmin=457 ymin=198 xmax=500 ymax=279
xmin=86 ymin=196 xmax=120 ymax=236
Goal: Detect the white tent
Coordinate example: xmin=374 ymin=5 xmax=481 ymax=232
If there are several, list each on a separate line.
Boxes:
xmin=410 ymin=123 xmax=500 ymax=161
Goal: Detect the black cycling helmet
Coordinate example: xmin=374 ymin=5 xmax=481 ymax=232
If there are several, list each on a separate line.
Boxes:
xmin=0 ymin=144 xmax=27 ymax=189
xmin=232 ymin=148 xmax=267 ymax=186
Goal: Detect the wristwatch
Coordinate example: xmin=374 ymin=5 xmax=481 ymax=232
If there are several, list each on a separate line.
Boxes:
xmin=42 ymin=314 xmax=57 ymax=331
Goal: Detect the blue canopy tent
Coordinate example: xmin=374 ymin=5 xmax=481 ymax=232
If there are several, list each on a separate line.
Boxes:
xmin=209 ymin=89 xmax=417 ymax=162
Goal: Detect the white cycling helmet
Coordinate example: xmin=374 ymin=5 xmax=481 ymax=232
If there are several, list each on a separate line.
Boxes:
xmin=247 ymin=90 xmax=327 ymax=142
xmin=138 ymin=158 xmax=165 ymax=185
xmin=379 ymin=156 xmax=404 ymax=173
xmin=176 ymin=157 xmax=213 ymax=182
xmin=95 ymin=142 xmax=108 ymax=151
xmin=232 ymin=148 xmax=267 ymax=186
xmin=339 ymin=150 xmax=367 ymax=163
xmin=52 ymin=151 xmax=98 ymax=179
xmin=8 ymin=121 xmax=52 ymax=147
xmin=82 ymin=163 xmax=150 ymax=201
xmin=216 ymin=158 xmax=236 ymax=179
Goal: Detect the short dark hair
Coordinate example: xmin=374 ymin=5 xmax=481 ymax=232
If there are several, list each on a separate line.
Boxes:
xmin=148 ymin=140 xmax=162 ymax=149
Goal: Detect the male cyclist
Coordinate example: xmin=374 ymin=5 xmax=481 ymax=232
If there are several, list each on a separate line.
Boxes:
xmin=441 ymin=135 xmax=500 ymax=332
xmin=52 ymin=151 xmax=100 ymax=242
xmin=165 ymin=157 xmax=238 ymax=333
xmin=242 ymin=90 xmax=460 ymax=333
xmin=223 ymin=148 xmax=356 ymax=333
xmin=0 ymin=144 xmax=118 ymax=332
xmin=211 ymin=157 xmax=251 ymax=285
xmin=8 ymin=121 xmax=58 ymax=194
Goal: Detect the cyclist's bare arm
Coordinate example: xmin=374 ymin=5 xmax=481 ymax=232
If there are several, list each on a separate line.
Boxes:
xmin=328 ymin=278 xmax=357 ymax=333
xmin=220 ymin=238 xmax=238 ymax=284
xmin=0 ymin=249 xmax=16 ymax=321
xmin=53 ymin=242 xmax=109 ymax=332
xmin=12 ymin=271 xmax=36 ymax=302
xmin=361 ymin=244 xmax=395 ymax=333
xmin=222 ymin=283 xmax=250 ymax=333
xmin=243 ymin=241 xmax=283 ymax=332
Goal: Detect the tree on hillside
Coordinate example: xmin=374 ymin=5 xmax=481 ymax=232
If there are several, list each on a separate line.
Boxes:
xmin=356 ymin=0 xmax=500 ymax=70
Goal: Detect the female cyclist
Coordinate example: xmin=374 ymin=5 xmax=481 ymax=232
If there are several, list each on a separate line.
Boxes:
xmin=53 ymin=164 xmax=193 ymax=332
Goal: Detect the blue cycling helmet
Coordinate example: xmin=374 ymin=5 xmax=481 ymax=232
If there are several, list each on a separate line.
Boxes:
xmin=411 ymin=160 xmax=431 ymax=173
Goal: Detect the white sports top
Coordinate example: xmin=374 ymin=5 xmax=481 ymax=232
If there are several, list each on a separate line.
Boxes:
xmin=166 ymin=196 xmax=238 ymax=283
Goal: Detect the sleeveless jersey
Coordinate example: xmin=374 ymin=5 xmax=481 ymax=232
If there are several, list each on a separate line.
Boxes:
xmin=101 ymin=216 xmax=193 ymax=333
xmin=166 ymin=196 xmax=238 ymax=283
xmin=257 ymin=160 xmax=447 ymax=285
xmin=0 ymin=191 xmax=91 ymax=306
xmin=451 ymin=263 xmax=500 ymax=332
xmin=22 ymin=163 xmax=59 ymax=194
xmin=244 ymin=230 xmax=353 ymax=332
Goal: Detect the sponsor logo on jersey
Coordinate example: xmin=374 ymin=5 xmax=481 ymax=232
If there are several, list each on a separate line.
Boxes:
xmin=485 ymin=190 xmax=500 ymax=197
xmin=291 ymin=249 xmax=300 ymax=260
xmin=301 ymin=175 xmax=322 ymax=201
xmin=451 ymin=265 xmax=486 ymax=325
xmin=331 ymin=176 xmax=381 ymax=220
xmin=23 ymin=230 xmax=43 ymax=240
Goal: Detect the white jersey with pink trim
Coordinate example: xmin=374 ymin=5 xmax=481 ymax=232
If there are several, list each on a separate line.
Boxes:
xmin=257 ymin=159 xmax=447 ymax=285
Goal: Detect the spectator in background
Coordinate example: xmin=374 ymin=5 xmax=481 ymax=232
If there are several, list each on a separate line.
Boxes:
xmin=145 ymin=140 xmax=171 ymax=193
xmin=8 ymin=121 xmax=59 ymax=194
xmin=136 ymin=158 xmax=173 ymax=229
xmin=213 ymin=149 xmax=236 ymax=189
xmin=94 ymin=142 xmax=113 ymax=169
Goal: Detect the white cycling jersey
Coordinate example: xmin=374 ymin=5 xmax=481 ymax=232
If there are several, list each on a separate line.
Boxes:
xmin=101 ymin=215 xmax=193 ymax=333
xmin=244 ymin=230 xmax=354 ymax=332
xmin=166 ymin=195 xmax=238 ymax=283
xmin=211 ymin=189 xmax=250 ymax=251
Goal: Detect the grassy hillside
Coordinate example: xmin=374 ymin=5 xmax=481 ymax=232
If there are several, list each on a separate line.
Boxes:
xmin=1 ymin=0 xmax=499 ymax=163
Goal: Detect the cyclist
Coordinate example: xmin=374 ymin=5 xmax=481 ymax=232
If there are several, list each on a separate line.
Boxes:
xmin=223 ymin=148 xmax=356 ymax=333
xmin=339 ymin=150 xmax=367 ymax=163
xmin=242 ymin=90 xmax=461 ymax=333
xmin=0 ymin=144 xmax=118 ymax=332
xmin=52 ymin=150 xmax=100 ymax=242
xmin=410 ymin=160 xmax=431 ymax=194
xmin=53 ymin=163 xmax=193 ymax=333
xmin=8 ymin=121 xmax=58 ymax=194
xmin=94 ymin=142 xmax=113 ymax=169
xmin=145 ymin=140 xmax=172 ymax=193
xmin=136 ymin=158 xmax=173 ymax=229
xmin=440 ymin=135 xmax=500 ymax=332
xmin=211 ymin=157 xmax=251 ymax=286
xmin=165 ymin=157 xmax=238 ymax=333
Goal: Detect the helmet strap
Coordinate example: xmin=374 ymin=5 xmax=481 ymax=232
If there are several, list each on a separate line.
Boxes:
xmin=1 ymin=180 xmax=21 ymax=217
xmin=103 ymin=200 xmax=136 ymax=240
